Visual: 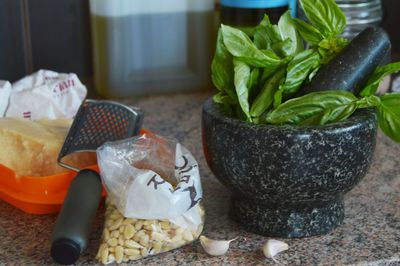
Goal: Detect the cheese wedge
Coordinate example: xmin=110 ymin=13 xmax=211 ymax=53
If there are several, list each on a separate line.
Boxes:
xmin=0 ymin=118 xmax=96 ymax=176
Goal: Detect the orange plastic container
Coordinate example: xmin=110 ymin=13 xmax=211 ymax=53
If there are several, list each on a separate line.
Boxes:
xmin=0 ymin=164 xmax=99 ymax=215
xmin=0 ymin=129 xmax=149 ymax=215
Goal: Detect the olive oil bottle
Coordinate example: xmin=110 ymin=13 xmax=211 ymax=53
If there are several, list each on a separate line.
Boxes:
xmin=90 ymin=0 xmax=216 ymax=98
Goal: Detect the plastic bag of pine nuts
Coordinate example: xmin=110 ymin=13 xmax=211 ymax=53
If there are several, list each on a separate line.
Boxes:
xmin=96 ymin=134 xmax=204 ymax=264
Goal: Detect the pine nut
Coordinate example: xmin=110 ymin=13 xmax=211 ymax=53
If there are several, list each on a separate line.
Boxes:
xmin=110 ymin=230 xmax=119 ymax=238
xmin=124 ymin=248 xmax=140 ymax=256
xmin=124 ymin=240 xmax=143 ymax=249
xmin=107 ymin=238 xmax=118 ymax=247
xmin=124 ymin=224 xmax=135 ymax=239
xmin=115 ymin=246 xmax=124 ymax=263
xmin=97 ymin=201 xmax=204 ymax=264
xmin=101 ymin=246 xmax=109 ymax=265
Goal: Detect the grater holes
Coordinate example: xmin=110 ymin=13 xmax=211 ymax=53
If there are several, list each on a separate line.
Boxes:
xmin=77 ymin=105 xmax=130 ymax=146
xmin=61 ymin=101 xmax=139 ymax=156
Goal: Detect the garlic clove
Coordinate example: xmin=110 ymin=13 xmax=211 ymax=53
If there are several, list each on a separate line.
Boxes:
xmin=199 ymin=235 xmax=237 ymax=256
xmin=262 ymin=239 xmax=289 ymax=263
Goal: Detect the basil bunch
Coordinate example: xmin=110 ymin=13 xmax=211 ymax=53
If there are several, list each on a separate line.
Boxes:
xmin=212 ymin=0 xmax=347 ymax=122
xmin=211 ymin=0 xmax=400 ymax=143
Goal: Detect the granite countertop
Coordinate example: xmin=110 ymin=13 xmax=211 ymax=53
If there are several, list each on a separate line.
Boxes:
xmin=0 ymin=92 xmax=399 ymax=265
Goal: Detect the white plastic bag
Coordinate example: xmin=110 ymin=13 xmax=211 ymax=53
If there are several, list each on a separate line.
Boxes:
xmin=1 ymin=69 xmax=87 ymax=119
xmin=96 ymin=133 xmax=204 ymax=264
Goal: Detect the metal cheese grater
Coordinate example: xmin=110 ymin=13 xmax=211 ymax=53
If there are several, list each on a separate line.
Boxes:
xmin=57 ymin=99 xmax=143 ymax=171
xmin=51 ymin=99 xmax=143 ymax=265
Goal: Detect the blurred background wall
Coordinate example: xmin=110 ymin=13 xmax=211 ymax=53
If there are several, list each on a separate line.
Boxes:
xmin=0 ymin=0 xmax=398 ymax=82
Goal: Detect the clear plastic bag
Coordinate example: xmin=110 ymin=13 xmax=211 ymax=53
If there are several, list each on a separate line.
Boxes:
xmin=96 ymin=134 xmax=204 ymax=264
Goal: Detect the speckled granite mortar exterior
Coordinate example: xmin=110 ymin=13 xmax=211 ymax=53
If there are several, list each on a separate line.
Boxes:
xmin=202 ymin=98 xmax=377 ymax=237
xmin=0 ymin=92 xmax=399 ymax=265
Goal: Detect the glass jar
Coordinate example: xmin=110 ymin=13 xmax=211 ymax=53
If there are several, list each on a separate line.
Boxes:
xmin=337 ymin=0 xmax=383 ymax=39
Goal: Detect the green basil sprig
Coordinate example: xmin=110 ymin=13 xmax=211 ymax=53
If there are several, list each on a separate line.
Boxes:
xmin=250 ymin=68 xmax=286 ymax=118
xmin=221 ymin=25 xmax=283 ymax=68
xmin=375 ymin=94 xmax=400 ymax=142
xmin=360 ymin=62 xmax=400 ymax=97
xmin=233 ymin=59 xmax=253 ymax=121
xmin=275 ymin=49 xmax=320 ymax=105
xmin=265 ymin=90 xmax=400 ymax=143
xmin=293 ymin=0 xmax=348 ymax=64
xmin=265 ymin=91 xmax=358 ymax=125
xmin=212 ymin=13 xmax=309 ymax=120
xmin=298 ymin=0 xmax=346 ymax=37
xmin=211 ymin=30 xmax=235 ymax=102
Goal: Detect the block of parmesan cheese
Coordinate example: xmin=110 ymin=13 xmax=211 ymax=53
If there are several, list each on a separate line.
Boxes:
xmin=0 ymin=118 xmax=96 ymax=177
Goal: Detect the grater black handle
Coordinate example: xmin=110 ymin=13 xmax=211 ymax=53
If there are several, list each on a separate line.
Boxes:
xmin=50 ymin=169 xmax=102 ymax=265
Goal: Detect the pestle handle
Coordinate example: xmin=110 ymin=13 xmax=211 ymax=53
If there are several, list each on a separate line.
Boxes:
xmin=298 ymin=27 xmax=391 ymax=96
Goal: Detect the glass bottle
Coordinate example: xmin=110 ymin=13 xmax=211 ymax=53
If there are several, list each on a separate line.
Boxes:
xmin=220 ymin=0 xmax=292 ymax=27
xmin=90 ymin=0 xmax=216 ymax=98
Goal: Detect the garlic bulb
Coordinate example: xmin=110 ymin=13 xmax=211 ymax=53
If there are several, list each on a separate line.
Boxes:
xmin=262 ymin=239 xmax=289 ymax=263
xmin=199 ymin=235 xmax=237 ymax=256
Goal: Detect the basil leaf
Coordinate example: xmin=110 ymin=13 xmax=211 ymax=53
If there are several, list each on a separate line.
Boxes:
xmin=250 ymin=68 xmax=286 ymax=118
xmin=248 ymin=68 xmax=260 ymax=89
xmin=258 ymin=15 xmax=281 ymax=44
xmin=233 ymin=59 xmax=252 ymax=121
xmin=235 ymin=102 xmax=248 ymax=121
xmin=213 ymin=91 xmax=235 ymax=105
xmin=213 ymin=92 xmax=235 ymax=116
xmin=273 ymin=85 xmax=284 ymax=109
xmin=271 ymin=39 xmax=292 ymax=58
xmin=253 ymin=27 xmax=271 ymax=50
xmin=248 ymin=68 xmax=261 ymax=101
xmin=259 ymin=66 xmax=281 ymax=86
xmin=282 ymin=49 xmax=320 ymax=96
xmin=319 ymin=102 xmax=358 ymax=125
xmin=255 ymin=13 xmax=303 ymax=57
xmin=360 ymin=62 xmax=400 ymax=97
xmin=221 ymin=24 xmax=282 ymax=68
xmin=376 ymin=93 xmax=400 ymax=142
xmin=266 ymin=91 xmax=358 ymax=125
xmin=356 ymin=95 xmax=381 ymax=109
xmin=211 ymin=29 xmax=236 ymax=101
xmin=308 ymin=65 xmax=320 ymax=81
xmin=278 ymin=11 xmax=304 ymax=56
xmin=299 ymin=0 xmax=346 ymax=37
xmin=318 ymin=37 xmax=348 ymax=64
xmin=318 ymin=37 xmax=348 ymax=53
xmin=293 ymin=18 xmax=324 ymax=45
xmin=239 ymin=26 xmax=257 ymax=38
xmin=253 ymin=16 xmax=276 ymax=50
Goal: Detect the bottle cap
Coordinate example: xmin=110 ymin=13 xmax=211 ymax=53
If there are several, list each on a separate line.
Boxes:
xmin=51 ymin=238 xmax=81 ymax=265
xmin=220 ymin=0 xmax=289 ymax=9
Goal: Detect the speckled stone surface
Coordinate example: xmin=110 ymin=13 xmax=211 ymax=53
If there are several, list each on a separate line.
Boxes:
xmin=202 ymin=98 xmax=377 ymax=237
xmin=0 ymin=92 xmax=399 ymax=265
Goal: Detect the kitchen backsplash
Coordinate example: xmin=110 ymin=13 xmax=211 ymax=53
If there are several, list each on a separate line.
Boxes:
xmin=0 ymin=0 xmax=92 ymax=82
xmin=0 ymin=0 xmax=27 ymax=81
